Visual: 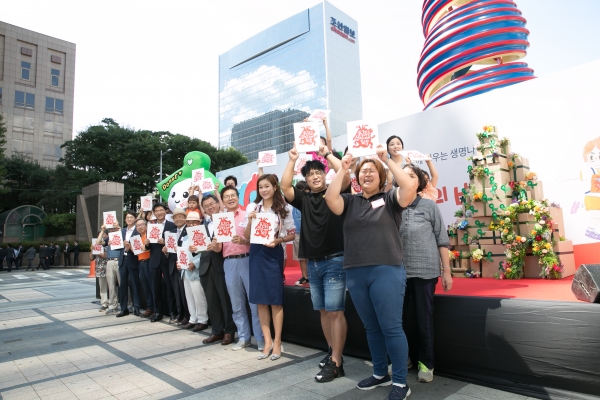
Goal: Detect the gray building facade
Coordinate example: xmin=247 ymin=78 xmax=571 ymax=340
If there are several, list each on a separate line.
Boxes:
xmin=0 ymin=21 xmax=75 ymax=167
xmin=219 ymin=1 xmax=362 ymax=160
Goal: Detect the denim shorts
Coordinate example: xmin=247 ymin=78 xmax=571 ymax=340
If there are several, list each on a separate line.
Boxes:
xmin=307 ymin=256 xmax=347 ymax=312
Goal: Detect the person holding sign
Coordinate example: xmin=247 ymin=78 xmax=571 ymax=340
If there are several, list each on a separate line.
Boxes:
xmin=118 ymin=211 xmax=141 ymax=317
xmin=178 ymin=211 xmax=209 ymax=332
xmin=93 ymin=229 xmax=109 ymax=311
xmin=324 ymin=145 xmax=418 ymax=399
xmin=418 ymin=158 xmax=439 ymax=201
xmin=105 ymin=223 xmax=123 ymax=315
xmin=144 ymin=203 xmax=176 ymax=323
xmin=162 ymin=207 xmax=190 ymax=325
xmin=243 ymin=175 xmax=295 ymax=361
xmin=281 ymin=142 xmax=350 ymax=383
xmin=220 ymin=186 xmax=264 ymax=351
xmin=131 ymin=219 xmax=153 ymax=319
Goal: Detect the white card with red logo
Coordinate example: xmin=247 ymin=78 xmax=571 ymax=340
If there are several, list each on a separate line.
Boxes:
xmin=398 ymin=150 xmax=431 ymax=161
xmin=350 ymin=174 xmax=362 ymax=193
xmin=185 ymin=225 xmax=209 ymax=251
xmin=108 ymin=231 xmax=124 ymax=250
xmin=308 ymin=109 xmax=331 ymax=121
xmin=140 ymin=196 xmax=153 ymax=212
xmin=191 ymin=168 xmax=205 ymax=185
xmin=325 ymin=169 xmax=336 ymax=184
xmin=164 ymin=232 xmax=177 ymax=253
xmin=103 ymin=211 xmax=118 ymax=228
xmin=147 ymin=223 xmax=164 ymax=243
xmin=347 ymin=120 xmax=379 ymax=157
xmin=176 ymin=246 xmax=193 ymax=270
xmin=92 ymin=244 xmax=103 ymax=255
xmin=294 ymin=153 xmax=309 ymax=176
xmin=129 ymin=235 xmax=145 ymax=255
xmin=250 ymin=213 xmax=277 ymax=245
xmin=293 ymin=122 xmax=320 ymax=153
xmin=212 ymin=212 xmax=236 ymax=243
xmin=258 ymin=150 xmax=277 ymax=167
xmin=199 ymin=178 xmax=215 ymax=193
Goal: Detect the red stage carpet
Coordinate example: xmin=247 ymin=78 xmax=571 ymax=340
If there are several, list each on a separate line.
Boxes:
xmin=284 ymin=261 xmax=579 ymax=303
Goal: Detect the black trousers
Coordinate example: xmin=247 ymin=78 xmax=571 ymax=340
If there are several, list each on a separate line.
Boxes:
xmin=170 ymin=269 xmax=189 ymax=320
xmin=120 ymin=266 xmax=141 ymax=311
xmin=64 ymin=254 xmax=71 ymax=266
xmin=200 ymin=264 xmax=236 ymax=336
xmin=403 ymin=277 xmax=438 ymax=370
xmin=73 ymin=253 xmax=79 ymax=266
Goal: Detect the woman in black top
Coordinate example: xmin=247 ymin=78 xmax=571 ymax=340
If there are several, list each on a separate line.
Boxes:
xmin=325 ymin=144 xmax=418 ymax=400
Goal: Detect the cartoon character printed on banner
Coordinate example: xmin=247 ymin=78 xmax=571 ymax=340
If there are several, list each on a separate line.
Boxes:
xmin=156 ymin=151 xmax=219 ymax=211
xmin=579 ymin=137 xmax=600 ymax=240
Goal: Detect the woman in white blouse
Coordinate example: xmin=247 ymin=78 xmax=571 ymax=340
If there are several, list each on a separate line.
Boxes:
xmin=244 ymin=174 xmax=295 ymax=361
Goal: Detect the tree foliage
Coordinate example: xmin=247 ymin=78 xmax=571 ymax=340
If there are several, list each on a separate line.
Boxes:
xmin=42 ymin=213 xmax=77 ymax=236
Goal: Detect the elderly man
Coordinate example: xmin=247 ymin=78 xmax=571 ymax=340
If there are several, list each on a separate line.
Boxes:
xmin=163 ymin=207 xmax=190 ymax=325
xmin=105 ymin=223 xmax=123 ymax=315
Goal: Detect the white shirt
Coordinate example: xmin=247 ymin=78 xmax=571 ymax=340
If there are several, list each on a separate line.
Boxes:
xmin=244 ymin=201 xmax=296 ymax=237
xmin=125 ymin=226 xmax=135 ymax=242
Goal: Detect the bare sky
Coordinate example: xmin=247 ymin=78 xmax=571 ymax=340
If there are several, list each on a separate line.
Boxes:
xmin=3 ymin=0 xmax=600 ymax=145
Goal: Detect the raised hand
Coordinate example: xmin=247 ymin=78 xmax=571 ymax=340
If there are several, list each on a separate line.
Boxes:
xmin=376 ymin=144 xmax=388 ymax=163
xmin=318 ymin=144 xmax=328 ymax=157
xmin=341 ymin=153 xmax=353 ymax=171
xmin=288 ymin=142 xmax=299 ymax=161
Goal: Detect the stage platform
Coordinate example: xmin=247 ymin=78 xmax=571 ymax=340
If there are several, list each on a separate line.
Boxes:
xmin=281 ymin=263 xmax=600 ymax=400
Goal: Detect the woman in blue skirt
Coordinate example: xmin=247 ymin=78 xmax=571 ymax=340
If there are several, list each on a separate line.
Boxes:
xmin=244 ymin=174 xmax=295 ymax=361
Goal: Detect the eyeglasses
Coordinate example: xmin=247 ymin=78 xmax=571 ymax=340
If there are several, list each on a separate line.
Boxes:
xmin=306 ymin=171 xmax=323 ymax=178
xmin=359 ymin=169 xmax=378 ymax=175
xmin=223 ymin=195 xmax=238 ymax=200
xmin=203 ymin=202 xmax=217 ymax=208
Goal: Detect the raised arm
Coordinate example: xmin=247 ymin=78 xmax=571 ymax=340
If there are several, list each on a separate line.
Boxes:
xmin=318 ymin=144 xmax=351 ymax=190
xmin=213 ymin=181 xmax=224 ymax=212
xmin=322 ymin=117 xmax=333 ymax=151
xmin=425 ymin=156 xmax=439 ymax=187
xmin=281 ymin=142 xmax=299 ymax=202
xmin=376 ymin=145 xmax=415 ymax=207
xmin=325 ymin=154 xmax=353 ymax=215
xmin=257 ymin=159 xmax=264 ymax=177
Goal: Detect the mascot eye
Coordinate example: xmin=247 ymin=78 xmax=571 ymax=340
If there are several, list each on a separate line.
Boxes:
xmin=183 ymin=191 xmax=189 ymax=199
xmin=171 ymin=191 xmax=176 ymax=198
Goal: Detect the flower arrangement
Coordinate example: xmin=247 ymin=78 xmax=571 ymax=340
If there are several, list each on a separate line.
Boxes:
xmin=507 ymin=152 xmax=520 ymax=170
xmin=491 ymin=199 xmax=563 ymax=279
xmin=448 ymin=250 xmax=461 ymax=260
xmin=465 ymin=269 xmax=481 ymax=278
xmin=498 ymin=137 xmax=510 ymax=148
xmin=454 ymin=209 xmax=464 ymax=218
xmin=471 ymin=248 xmax=484 ymax=262
xmin=473 ymin=192 xmax=484 ymax=201
xmin=469 ymin=166 xmax=489 ymax=180
xmin=525 ymin=172 xmax=537 ymax=181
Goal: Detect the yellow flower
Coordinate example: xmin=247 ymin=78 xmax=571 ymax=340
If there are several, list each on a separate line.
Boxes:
xmin=515 ymin=236 xmax=521 ymax=242
xmin=503 ymin=229 xmax=509 ymax=234
xmin=531 ymin=230 xmax=536 ymax=235
xmin=534 ymin=206 xmax=540 ymax=212
xmin=506 ymin=267 xmax=512 ymax=273
xmin=544 ymin=243 xmax=552 ymax=249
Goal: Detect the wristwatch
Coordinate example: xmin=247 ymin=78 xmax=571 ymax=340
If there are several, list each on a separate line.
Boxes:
xmin=324 ymin=151 xmax=332 ymax=158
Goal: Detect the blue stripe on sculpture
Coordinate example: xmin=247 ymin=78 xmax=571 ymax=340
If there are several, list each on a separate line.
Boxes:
xmin=418 ymin=0 xmax=535 ymax=109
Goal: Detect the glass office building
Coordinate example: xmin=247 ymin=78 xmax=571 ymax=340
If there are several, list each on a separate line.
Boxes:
xmin=219 ymin=1 xmax=362 ymax=160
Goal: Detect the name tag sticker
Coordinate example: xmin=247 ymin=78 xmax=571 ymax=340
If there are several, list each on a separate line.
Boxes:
xmin=371 ymin=198 xmax=385 ymax=209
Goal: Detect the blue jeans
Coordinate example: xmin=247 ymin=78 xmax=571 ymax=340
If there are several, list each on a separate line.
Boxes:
xmin=346 ymin=264 xmax=408 ymax=384
xmin=224 ymin=257 xmax=263 ymax=343
xmin=139 ymin=261 xmax=154 ymax=311
xmin=307 ymin=256 xmax=346 ymax=312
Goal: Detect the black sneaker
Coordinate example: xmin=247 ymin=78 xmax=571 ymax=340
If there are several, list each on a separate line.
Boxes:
xmin=357 ymin=374 xmax=392 ymax=390
xmin=388 ymin=384 xmax=411 ymax=400
xmin=315 ymin=359 xmax=344 ymax=382
xmin=295 ymin=276 xmax=309 ymax=286
xmin=319 ymin=347 xmax=332 ymax=368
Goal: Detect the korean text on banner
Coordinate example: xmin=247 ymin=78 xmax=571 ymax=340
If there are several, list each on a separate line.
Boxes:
xmin=129 ymin=236 xmax=145 ymax=255
xmin=192 ymin=168 xmax=205 ymax=185
xmin=294 ymin=122 xmax=320 ymax=153
xmin=177 ymin=246 xmax=193 ymax=269
xmin=92 ymin=244 xmax=103 ymax=255
xmin=258 ymin=150 xmax=277 ymax=167
xmin=108 ymin=231 xmax=124 ymax=250
xmin=164 ymin=232 xmax=177 ymax=253
xmin=199 ymin=179 xmax=215 ymax=193
xmin=250 ymin=213 xmax=277 ymax=245
xmin=103 ymin=211 xmax=118 ymax=228
xmin=186 ymin=225 xmax=209 ymax=251
xmin=212 ymin=212 xmax=236 ymax=243
xmin=347 ymin=120 xmax=379 ymax=157
xmin=147 ymin=223 xmax=164 ymax=243
xmin=140 ymin=196 xmax=153 ymax=212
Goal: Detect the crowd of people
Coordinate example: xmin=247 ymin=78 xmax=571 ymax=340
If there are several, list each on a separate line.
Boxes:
xmin=0 ymin=241 xmax=80 ymax=272
xmin=92 ymin=129 xmax=451 ymax=400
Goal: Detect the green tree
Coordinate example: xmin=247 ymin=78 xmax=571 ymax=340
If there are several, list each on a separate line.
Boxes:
xmin=43 ymin=213 xmax=76 ymax=236
xmin=0 ymin=154 xmax=53 ymax=211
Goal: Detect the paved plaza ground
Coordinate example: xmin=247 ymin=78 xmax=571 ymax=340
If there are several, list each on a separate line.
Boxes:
xmin=0 ymin=268 xmax=537 ymax=400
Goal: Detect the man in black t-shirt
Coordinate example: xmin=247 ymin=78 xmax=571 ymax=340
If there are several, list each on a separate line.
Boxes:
xmin=282 ymin=142 xmax=350 ymax=383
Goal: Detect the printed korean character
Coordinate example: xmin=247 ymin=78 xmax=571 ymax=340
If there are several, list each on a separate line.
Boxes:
xmin=349 ymin=29 xmax=356 ymax=38
xmin=337 ymin=21 xmax=344 ymax=30
xmin=466 ymin=146 xmax=474 ymax=154
xmin=450 ymin=149 xmax=459 ymax=158
xmin=454 ymin=183 xmax=469 ymax=206
xmin=436 ymin=186 xmax=448 ymax=204
xmin=330 ymin=17 xmax=337 ymax=25
xmin=431 ymin=152 xmax=440 ymax=161
xmin=440 ymin=151 xmax=448 ymax=161
xmin=458 ymin=147 xmax=467 ymax=157
xmin=343 ymin=26 xmax=350 ymax=34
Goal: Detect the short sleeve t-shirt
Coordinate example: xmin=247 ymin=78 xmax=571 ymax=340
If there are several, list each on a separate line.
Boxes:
xmin=287 ymin=186 xmax=345 ymax=259
xmin=340 ymin=189 xmax=405 ymax=269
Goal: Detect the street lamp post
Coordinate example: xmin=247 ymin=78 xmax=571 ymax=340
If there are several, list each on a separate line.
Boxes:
xmin=159 ymin=148 xmax=172 ymax=182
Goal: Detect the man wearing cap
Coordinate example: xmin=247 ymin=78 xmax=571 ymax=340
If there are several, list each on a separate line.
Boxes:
xmin=179 ymin=211 xmax=209 ymax=331
xmin=199 ymin=194 xmax=236 ymax=345
xmin=163 ymin=208 xmax=190 ymax=325
xmin=220 ymin=186 xmax=264 ymax=351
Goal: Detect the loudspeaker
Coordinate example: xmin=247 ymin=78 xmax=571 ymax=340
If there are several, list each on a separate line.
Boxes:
xmin=571 ymin=264 xmax=600 ymax=303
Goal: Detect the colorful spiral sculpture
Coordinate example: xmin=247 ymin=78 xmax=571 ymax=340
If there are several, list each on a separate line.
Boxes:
xmin=417 ymin=0 xmax=535 ymax=110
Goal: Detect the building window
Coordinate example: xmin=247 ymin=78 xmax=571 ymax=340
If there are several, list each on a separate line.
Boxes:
xmin=45 ymin=97 xmax=63 ymax=114
xmin=21 ymin=61 xmax=31 ymax=81
xmin=51 ymin=69 xmax=60 ymax=87
xmin=15 ymin=91 xmax=35 ymax=108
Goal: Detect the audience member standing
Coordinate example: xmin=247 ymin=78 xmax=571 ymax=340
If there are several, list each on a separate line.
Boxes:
xmin=73 ymin=241 xmax=80 ymax=267
xmin=64 ymin=242 xmax=71 ymax=266
xmin=44 ymin=244 xmax=53 ymax=270
xmin=105 ymin=224 xmax=123 ymax=315
xmin=94 ymin=230 xmax=109 ymax=311
xmin=0 ymin=246 xmax=5 ymax=271
xmin=6 ymin=244 xmax=16 ymax=272
xmin=48 ymin=243 xmax=55 ymax=267
xmin=324 ymin=145 xmax=418 ymax=400
xmin=118 ymin=211 xmax=141 ymax=317
xmin=54 ymin=243 xmax=61 ymax=266
xmin=163 ymin=207 xmax=190 ymax=325
xmin=25 ymin=245 xmax=36 ymax=271
xmin=199 ymin=194 xmax=236 ymax=346
xmin=292 ymin=181 xmax=309 ymax=286
xmin=220 ymin=185 xmax=264 ymax=351
xmin=135 ymin=219 xmax=154 ymax=318
xmin=16 ymin=244 xmax=24 ymax=269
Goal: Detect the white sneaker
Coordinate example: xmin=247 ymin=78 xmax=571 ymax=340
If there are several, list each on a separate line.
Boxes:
xmin=232 ymin=341 xmax=251 ymax=351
